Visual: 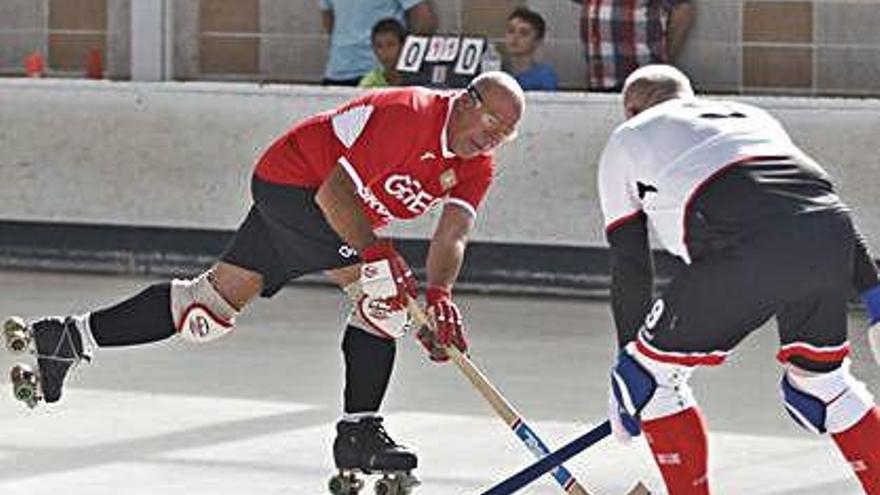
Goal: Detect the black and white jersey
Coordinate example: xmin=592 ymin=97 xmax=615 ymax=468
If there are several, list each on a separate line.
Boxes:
xmin=598 ymin=97 xmax=828 ymax=263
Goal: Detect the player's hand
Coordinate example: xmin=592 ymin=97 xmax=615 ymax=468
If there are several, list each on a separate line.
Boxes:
xmin=416 ymin=287 xmax=467 ymax=363
xmin=860 ymin=285 xmax=880 ymax=364
xmin=427 ymin=287 xmax=467 ymax=352
xmin=360 ymin=239 xmax=418 ymax=309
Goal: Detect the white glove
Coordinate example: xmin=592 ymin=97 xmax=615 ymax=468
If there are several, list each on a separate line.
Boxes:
xmin=869 ymin=321 xmax=880 ymax=365
xmin=608 ymin=390 xmax=635 ymax=444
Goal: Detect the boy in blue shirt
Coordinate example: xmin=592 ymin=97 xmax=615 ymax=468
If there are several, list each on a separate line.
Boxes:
xmin=504 ymin=6 xmax=559 ymax=91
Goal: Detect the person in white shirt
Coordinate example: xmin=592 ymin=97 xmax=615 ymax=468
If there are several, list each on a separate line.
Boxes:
xmin=600 ymin=64 xmax=880 ymax=495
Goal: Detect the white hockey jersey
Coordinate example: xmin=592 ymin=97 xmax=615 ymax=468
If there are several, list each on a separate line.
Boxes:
xmin=598 ymin=97 xmax=816 ymax=263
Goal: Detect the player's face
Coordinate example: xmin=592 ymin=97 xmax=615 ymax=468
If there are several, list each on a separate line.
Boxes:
xmin=372 ymin=32 xmax=402 ymax=70
xmin=450 ymin=85 xmax=520 ymax=158
xmin=504 ymin=17 xmax=540 ymax=57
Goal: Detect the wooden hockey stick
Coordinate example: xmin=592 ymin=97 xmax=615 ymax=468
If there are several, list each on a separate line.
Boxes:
xmin=408 ymin=300 xmax=648 ymax=495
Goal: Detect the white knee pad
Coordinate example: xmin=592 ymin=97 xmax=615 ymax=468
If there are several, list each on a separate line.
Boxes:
xmin=628 ymin=342 xmax=699 ymax=421
xmin=782 ymin=360 xmax=874 ymax=434
xmin=170 ymin=273 xmax=239 ymax=343
xmin=343 ymin=283 xmax=410 ymax=340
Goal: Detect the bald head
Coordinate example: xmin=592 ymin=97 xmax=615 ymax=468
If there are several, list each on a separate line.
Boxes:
xmin=447 ymin=71 xmax=526 ymax=158
xmin=470 ymin=70 xmax=526 ymax=125
xmin=622 ymin=64 xmax=694 ymax=119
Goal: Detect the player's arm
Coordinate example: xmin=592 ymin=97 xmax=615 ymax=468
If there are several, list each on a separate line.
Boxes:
xmin=666 ymin=1 xmax=695 ymax=61
xmin=607 ymin=214 xmax=654 ymax=348
xmin=405 ymin=1 xmax=438 ymax=34
xmin=415 ymin=203 xmax=474 ymax=361
xmin=315 ymin=164 xmax=377 ymax=251
xmin=426 ymin=203 xmax=472 ymax=291
xmin=598 ymin=129 xmax=651 ymax=348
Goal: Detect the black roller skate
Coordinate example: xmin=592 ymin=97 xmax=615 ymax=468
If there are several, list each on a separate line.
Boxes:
xmin=3 ymin=316 xmax=89 ymax=408
xmin=328 ymin=416 xmax=420 ymax=495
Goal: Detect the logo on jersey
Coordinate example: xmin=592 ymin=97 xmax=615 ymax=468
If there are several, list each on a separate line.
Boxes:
xmin=420 ymin=151 xmax=436 ymax=161
xmin=356 ymin=185 xmax=394 ymax=220
xmin=440 ymin=169 xmax=457 ymax=191
xmin=384 ymin=174 xmax=439 ymax=214
xmin=636 ymin=181 xmax=658 ymax=199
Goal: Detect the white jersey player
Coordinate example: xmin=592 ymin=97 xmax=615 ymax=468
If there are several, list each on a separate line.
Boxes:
xmin=600 ymin=65 xmax=880 ymax=494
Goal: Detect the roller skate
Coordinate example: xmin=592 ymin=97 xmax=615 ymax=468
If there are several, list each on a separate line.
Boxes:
xmin=328 ymin=416 xmax=420 ymax=495
xmin=3 ymin=316 xmax=89 ymax=408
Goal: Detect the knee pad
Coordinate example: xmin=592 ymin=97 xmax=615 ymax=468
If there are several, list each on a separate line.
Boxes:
xmin=612 ymin=343 xmax=698 ymax=428
xmin=170 ymin=273 xmax=239 ymax=343
xmin=343 ymin=283 xmax=410 ymax=340
xmin=781 ymin=360 xmax=874 ymax=434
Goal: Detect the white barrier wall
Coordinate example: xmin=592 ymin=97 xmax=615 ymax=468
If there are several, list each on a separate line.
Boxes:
xmin=1 ymin=79 xmax=879 ymax=253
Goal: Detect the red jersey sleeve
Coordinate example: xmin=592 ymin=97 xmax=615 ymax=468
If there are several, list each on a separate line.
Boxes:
xmin=447 ymin=154 xmax=494 ymax=217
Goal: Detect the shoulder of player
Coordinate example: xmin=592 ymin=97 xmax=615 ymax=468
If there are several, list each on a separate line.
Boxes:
xmin=452 ymin=153 xmax=495 ymax=181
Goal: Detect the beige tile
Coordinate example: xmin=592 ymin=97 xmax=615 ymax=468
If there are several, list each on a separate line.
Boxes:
xmin=689 ymin=0 xmax=741 ymax=44
xmin=0 ymin=0 xmax=44 ymax=29
xmin=743 ymin=45 xmax=813 ymax=88
xmin=48 ymin=33 xmax=106 ymax=70
xmin=200 ymin=0 xmax=258 ymax=32
xmin=260 ymin=37 xmax=329 ymax=83
xmin=816 ymin=2 xmax=880 ymax=45
xmin=462 ymin=0 xmax=524 ymax=38
xmin=817 ymin=46 xmax=880 ymax=94
xmin=200 ymin=36 xmax=259 ymax=74
xmin=526 ymin=0 xmax=582 ymax=40
xmin=260 ymin=0 xmax=324 ymax=36
xmin=679 ymin=41 xmax=741 ymax=93
xmin=49 ymin=0 xmax=107 ymax=31
xmin=743 ymin=1 xmax=812 ymax=43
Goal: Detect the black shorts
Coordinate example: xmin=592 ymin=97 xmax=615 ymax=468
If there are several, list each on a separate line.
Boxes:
xmin=636 ymin=210 xmax=856 ymax=368
xmin=219 ymin=177 xmax=359 ymax=297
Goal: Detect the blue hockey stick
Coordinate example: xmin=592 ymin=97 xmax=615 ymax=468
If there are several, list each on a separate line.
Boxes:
xmin=407 ymin=300 xmax=593 ymax=494
xmin=481 ymin=421 xmax=612 ymax=495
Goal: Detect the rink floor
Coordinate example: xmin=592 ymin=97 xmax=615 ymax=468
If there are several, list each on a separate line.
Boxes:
xmin=0 ymin=270 xmax=877 ymax=495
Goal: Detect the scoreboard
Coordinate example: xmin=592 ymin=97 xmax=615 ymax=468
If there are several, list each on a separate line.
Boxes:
xmin=397 ymin=35 xmax=490 ymax=89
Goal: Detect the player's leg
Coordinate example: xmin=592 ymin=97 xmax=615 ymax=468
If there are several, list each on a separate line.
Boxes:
xmin=327 ymin=265 xmax=417 ymax=474
xmin=613 ymin=252 xmax=778 ymax=495
xmin=778 ymin=291 xmax=880 ymax=494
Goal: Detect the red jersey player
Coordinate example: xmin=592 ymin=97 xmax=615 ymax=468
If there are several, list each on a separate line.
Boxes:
xmin=3 ymin=72 xmax=525 ymax=489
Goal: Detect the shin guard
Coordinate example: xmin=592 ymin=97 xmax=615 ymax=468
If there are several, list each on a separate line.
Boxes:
xmin=642 ymin=407 xmax=711 ymax=495
xmin=832 ymin=406 xmax=880 ymax=494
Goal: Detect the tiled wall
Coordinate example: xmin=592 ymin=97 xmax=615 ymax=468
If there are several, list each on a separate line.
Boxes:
xmin=2 ymin=0 xmax=880 ymax=95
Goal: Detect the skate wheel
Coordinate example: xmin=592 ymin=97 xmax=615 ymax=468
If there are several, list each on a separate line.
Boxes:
xmin=3 ymin=317 xmax=30 ymax=354
xmin=374 ymin=477 xmax=403 ymax=495
xmin=328 ymin=472 xmax=363 ymax=495
xmin=10 ymin=364 xmax=40 ymax=409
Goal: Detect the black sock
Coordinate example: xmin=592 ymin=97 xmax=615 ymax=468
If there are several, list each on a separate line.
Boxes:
xmin=89 ymin=282 xmax=176 ymax=347
xmin=342 ymin=325 xmax=396 ymax=414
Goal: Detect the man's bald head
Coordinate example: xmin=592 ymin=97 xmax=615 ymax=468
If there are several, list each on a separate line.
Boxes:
xmin=447 ymin=71 xmax=525 ymax=158
xmin=622 ymin=64 xmax=694 ymax=119
xmin=470 ymin=70 xmax=526 ymax=125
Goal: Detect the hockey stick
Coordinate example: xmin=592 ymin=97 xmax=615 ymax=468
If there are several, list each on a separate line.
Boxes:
xmin=407 ymin=300 xmax=595 ymax=495
xmin=481 ymin=421 xmax=615 ymax=495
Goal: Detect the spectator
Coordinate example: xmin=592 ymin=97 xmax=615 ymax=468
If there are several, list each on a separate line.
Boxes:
xmin=573 ymin=0 xmax=695 ymax=91
xmin=359 ymin=18 xmax=406 ymax=88
xmin=320 ymin=0 xmax=437 ymax=86
xmin=503 ymin=6 xmax=558 ymax=91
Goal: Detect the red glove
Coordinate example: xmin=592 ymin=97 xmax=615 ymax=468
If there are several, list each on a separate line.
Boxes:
xmin=360 ymin=239 xmax=418 ymax=309
xmin=426 ymin=286 xmax=467 ymax=353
